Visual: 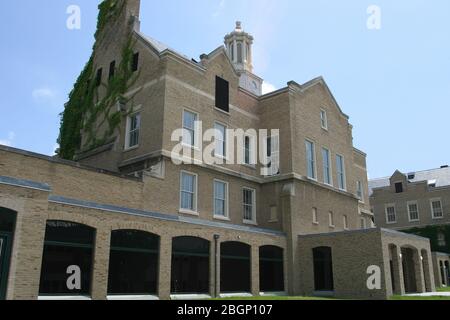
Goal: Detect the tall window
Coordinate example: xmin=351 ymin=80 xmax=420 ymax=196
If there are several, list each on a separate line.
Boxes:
xmin=126 ymin=113 xmax=141 ymax=149
xmin=214 ymin=122 xmax=227 ymax=158
xmin=437 ymin=233 xmax=446 ymax=247
xmin=243 ymin=188 xmax=256 ymax=223
xmin=230 ymin=43 xmax=235 ymax=61
xmin=329 ymin=211 xmax=335 ymax=227
xmin=244 ymin=135 xmax=255 ymax=165
xmin=322 ymin=148 xmax=331 ymax=185
xmin=305 ymin=140 xmax=316 ymax=180
xmin=215 ymin=76 xmax=229 ymax=112
xmin=132 ymin=52 xmax=139 ymax=72
xmin=214 ymin=180 xmax=228 ymax=218
xmin=266 ymin=135 xmax=280 ymax=176
xmin=109 ymin=60 xmax=116 ymax=79
xmin=343 ymin=215 xmax=348 ymax=230
xmin=336 ymin=155 xmax=346 ymax=190
xmin=237 ymin=42 xmax=243 ymax=63
xmin=312 ymin=208 xmax=318 ymax=224
xmin=180 ymin=172 xmax=197 ymax=213
xmin=182 ymin=110 xmax=197 ymax=147
xmin=356 ymin=181 xmax=364 ymax=201
xmin=431 ymin=199 xmax=443 ymax=219
xmin=39 ymin=221 xmax=95 ymax=296
xmin=395 ymin=182 xmax=403 ymax=194
xmin=320 ymin=110 xmax=328 ymax=130
xmin=95 ymin=68 xmax=102 ymax=87
xmin=407 ymin=201 xmax=419 ymax=221
xmin=386 ymin=205 xmax=396 ymax=223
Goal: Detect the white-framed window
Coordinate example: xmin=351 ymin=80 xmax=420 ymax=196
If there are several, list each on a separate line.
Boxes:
xmin=320 ymin=109 xmax=328 ymax=130
xmin=243 ymin=187 xmax=256 ymax=224
xmin=437 ymin=232 xmax=446 ymax=247
xmin=305 ymin=140 xmax=316 ymax=180
xmin=322 ymin=147 xmax=332 ymax=185
xmin=336 ymin=154 xmax=346 ymax=190
xmin=430 ymin=198 xmax=443 ymax=219
xmin=385 ymin=204 xmax=397 ymax=224
xmin=244 ymin=134 xmax=256 ymax=166
xmin=343 ymin=215 xmax=349 ymax=230
xmin=329 ymin=211 xmax=335 ymax=228
xmin=125 ymin=112 xmax=141 ymax=149
xmin=356 ymin=181 xmax=364 ymax=202
xmin=214 ymin=122 xmax=227 ymax=158
xmin=360 ymin=218 xmax=367 ymax=229
xmin=312 ymin=208 xmax=318 ymax=225
xmin=407 ymin=201 xmax=420 ymax=222
xmin=180 ymin=171 xmax=198 ymax=214
xmin=266 ymin=135 xmax=280 ymax=176
xmin=213 ymin=180 xmax=228 ymax=219
xmin=182 ymin=110 xmax=198 ymax=148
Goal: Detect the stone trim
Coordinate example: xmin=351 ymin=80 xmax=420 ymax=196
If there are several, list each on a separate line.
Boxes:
xmin=48 ymin=195 xmax=286 ymax=237
xmin=0 ymin=175 xmax=51 ymax=192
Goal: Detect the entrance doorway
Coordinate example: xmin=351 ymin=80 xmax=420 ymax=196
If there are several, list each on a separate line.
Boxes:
xmin=0 ymin=208 xmax=16 ymax=300
xmin=401 ymin=247 xmax=417 ymax=293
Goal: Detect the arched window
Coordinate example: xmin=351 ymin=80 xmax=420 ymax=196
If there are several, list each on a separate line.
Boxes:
xmin=171 ymin=236 xmax=210 ymax=294
xmin=230 ymin=43 xmax=235 ymax=62
xmin=39 ymin=221 xmax=95 ymax=296
xmin=221 ymin=241 xmax=251 ymax=293
xmin=259 ymin=246 xmax=284 ymax=292
xmin=237 ymin=42 xmax=243 ymax=63
xmin=0 ymin=208 xmax=16 ymax=300
xmin=313 ymin=247 xmax=334 ymax=292
xmin=108 ymin=230 xmax=159 ymax=296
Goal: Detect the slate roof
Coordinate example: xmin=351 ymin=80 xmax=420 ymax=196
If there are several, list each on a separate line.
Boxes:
xmin=369 ymin=166 xmax=450 ymax=195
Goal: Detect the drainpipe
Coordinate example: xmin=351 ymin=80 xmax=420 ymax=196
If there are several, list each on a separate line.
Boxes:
xmin=214 ymin=234 xmax=220 ymax=298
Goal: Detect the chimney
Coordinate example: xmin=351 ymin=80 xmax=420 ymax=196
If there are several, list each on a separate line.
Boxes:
xmin=126 ymin=0 xmax=141 ymax=18
xmin=441 ymin=165 xmax=449 ymax=169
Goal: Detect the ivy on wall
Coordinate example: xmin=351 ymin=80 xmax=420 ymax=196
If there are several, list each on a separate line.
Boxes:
xmin=58 ymin=0 xmax=139 ymax=160
xmin=402 ymin=225 xmax=450 ymax=254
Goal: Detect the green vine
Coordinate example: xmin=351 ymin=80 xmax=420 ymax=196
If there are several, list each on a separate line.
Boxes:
xmin=58 ymin=0 xmax=139 ymax=160
xmin=402 ymin=225 xmax=450 ymax=254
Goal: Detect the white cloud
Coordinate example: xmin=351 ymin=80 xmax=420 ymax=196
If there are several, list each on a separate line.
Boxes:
xmin=32 ymin=87 xmax=62 ymax=109
xmin=212 ymin=0 xmax=226 ymax=18
xmin=262 ymin=82 xmax=277 ymax=94
xmin=0 ymin=132 xmax=16 ymax=147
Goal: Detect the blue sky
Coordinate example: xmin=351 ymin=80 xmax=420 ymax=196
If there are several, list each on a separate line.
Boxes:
xmin=1 ymin=0 xmax=449 ymax=178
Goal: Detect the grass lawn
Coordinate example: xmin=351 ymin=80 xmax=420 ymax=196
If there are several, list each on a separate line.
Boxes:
xmin=437 ymin=286 xmax=450 ymax=292
xmin=390 ymin=295 xmax=450 ymax=300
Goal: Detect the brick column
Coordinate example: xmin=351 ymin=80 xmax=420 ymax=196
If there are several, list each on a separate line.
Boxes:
xmin=158 ymin=235 xmax=172 ymax=300
xmin=210 ymin=236 xmax=220 ymax=298
xmin=251 ymin=244 xmax=260 ymax=296
xmin=91 ymin=227 xmax=111 ymax=300
xmin=391 ymin=246 xmax=405 ymax=295
xmin=421 ymin=250 xmax=434 ymax=292
xmin=413 ymin=249 xmax=426 ymax=293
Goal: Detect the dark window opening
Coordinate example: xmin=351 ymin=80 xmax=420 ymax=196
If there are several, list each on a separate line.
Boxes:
xmin=259 ymin=246 xmax=284 ymax=292
xmin=108 ymin=230 xmax=159 ymax=295
xmin=39 ymin=221 xmax=95 ymax=296
xmin=395 ymin=182 xmax=403 ymax=193
xmin=215 ymin=76 xmax=229 ymax=112
xmin=109 ymin=61 xmax=116 ymax=80
xmin=313 ymin=247 xmax=334 ymax=292
xmin=171 ymin=237 xmax=209 ymax=294
xmin=221 ymin=242 xmax=250 ymax=293
xmin=132 ymin=52 xmax=139 ymax=72
xmin=0 ymin=208 xmax=16 ymax=300
xmin=95 ymin=68 xmax=102 ymax=87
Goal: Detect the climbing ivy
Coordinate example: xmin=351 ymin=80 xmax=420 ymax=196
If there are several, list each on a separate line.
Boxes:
xmin=402 ymin=225 xmax=450 ymax=254
xmin=58 ymin=0 xmax=139 ymax=160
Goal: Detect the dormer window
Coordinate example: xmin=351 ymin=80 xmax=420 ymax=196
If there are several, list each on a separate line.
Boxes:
xmin=215 ymin=76 xmax=229 ymax=112
xmin=394 ymin=182 xmax=403 ymax=193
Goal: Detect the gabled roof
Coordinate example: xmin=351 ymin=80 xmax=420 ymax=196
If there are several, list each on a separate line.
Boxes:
xmin=369 ymin=166 xmax=450 ymax=195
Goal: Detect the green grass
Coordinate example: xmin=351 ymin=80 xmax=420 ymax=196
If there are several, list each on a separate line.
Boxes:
xmin=437 ymin=286 xmax=450 ymax=292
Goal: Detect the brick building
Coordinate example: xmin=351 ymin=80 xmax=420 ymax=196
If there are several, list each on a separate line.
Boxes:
xmin=0 ymin=0 xmax=437 ymax=300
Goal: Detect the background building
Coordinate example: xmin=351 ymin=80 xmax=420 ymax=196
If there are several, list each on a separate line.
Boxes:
xmin=369 ymin=166 xmax=450 ymax=287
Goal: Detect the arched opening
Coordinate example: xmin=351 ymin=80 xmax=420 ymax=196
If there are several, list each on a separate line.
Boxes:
xmin=39 ymin=220 xmax=95 ymax=297
xmin=0 ymin=208 xmax=16 ymax=300
xmin=401 ymin=247 xmax=417 ymax=293
xmin=171 ymin=236 xmax=210 ymax=294
xmin=445 ymin=261 xmax=450 ymax=286
xmin=221 ymin=241 xmax=251 ymax=293
xmin=237 ymin=42 xmax=243 ymax=63
xmin=313 ymin=247 xmax=334 ymax=292
xmin=439 ymin=261 xmax=446 ymax=286
xmin=108 ymin=230 xmax=159 ymax=296
xmin=388 ymin=244 xmax=397 ymax=293
xmin=259 ymin=246 xmax=284 ymax=293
